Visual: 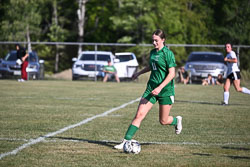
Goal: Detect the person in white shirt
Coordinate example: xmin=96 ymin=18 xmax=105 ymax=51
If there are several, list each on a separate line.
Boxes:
xmin=222 ymin=43 xmax=250 ymax=105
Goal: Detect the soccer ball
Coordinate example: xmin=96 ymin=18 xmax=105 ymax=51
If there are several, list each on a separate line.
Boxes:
xmin=123 ymin=140 xmax=141 ymax=154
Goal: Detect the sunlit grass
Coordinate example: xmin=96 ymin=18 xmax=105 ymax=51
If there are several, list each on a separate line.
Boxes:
xmin=0 ymin=80 xmax=249 ymax=167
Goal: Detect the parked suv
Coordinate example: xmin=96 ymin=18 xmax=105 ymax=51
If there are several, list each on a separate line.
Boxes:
xmin=0 ymin=50 xmax=44 ymax=79
xmin=184 ymin=51 xmax=227 ymax=83
xmin=72 ymin=51 xmax=116 ymax=80
xmin=72 ymin=51 xmax=139 ymax=81
xmin=114 ymin=52 xmax=138 ymax=80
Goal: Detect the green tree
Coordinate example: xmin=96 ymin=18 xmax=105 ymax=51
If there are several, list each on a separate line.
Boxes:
xmin=0 ymin=0 xmax=249 ymax=72
xmin=47 ymin=0 xmax=69 ymax=72
xmin=0 ymin=0 xmax=42 ymax=49
xmin=110 ymin=0 xmax=155 ymax=44
xmin=38 ymin=0 xmax=77 ymax=73
xmin=84 ymin=0 xmax=117 ymax=43
xmin=211 ymin=0 xmax=250 ymax=70
xmin=109 ymin=0 xmax=212 ymax=66
xmin=211 ymin=0 xmax=250 ymax=45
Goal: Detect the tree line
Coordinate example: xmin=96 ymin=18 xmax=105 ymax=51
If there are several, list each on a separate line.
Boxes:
xmin=0 ymin=0 xmax=250 ymax=73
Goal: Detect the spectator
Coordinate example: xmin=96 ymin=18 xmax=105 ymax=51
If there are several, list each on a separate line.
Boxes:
xmin=103 ymin=60 xmax=120 ymax=83
xmin=16 ymin=44 xmax=29 ymax=82
xmin=178 ymin=66 xmax=189 ymax=84
xmin=216 ymin=74 xmax=224 ymax=85
xmin=202 ymin=74 xmax=215 ymax=86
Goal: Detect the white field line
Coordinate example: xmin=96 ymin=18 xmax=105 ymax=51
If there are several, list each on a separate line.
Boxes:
xmin=139 ymin=141 xmax=250 ymax=146
xmin=0 ymin=96 xmax=99 ymax=100
xmin=46 ymin=138 xmax=250 ymax=146
xmin=1 ymin=137 xmax=249 ymax=147
xmin=0 ymin=97 xmax=141 ymax=160
xmin=0 ymin=138 xmax=29 ymax=142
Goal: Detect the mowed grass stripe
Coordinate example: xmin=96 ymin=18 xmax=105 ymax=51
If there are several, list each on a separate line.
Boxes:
xmin=0 ymin=95 xmax=140 ymax=160
xmin=0 ymin=80 xmax=250 ymax=167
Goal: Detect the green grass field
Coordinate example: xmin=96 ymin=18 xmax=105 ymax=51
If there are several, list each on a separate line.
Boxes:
xmin=0 ymin=80 xmax=250 ymax=167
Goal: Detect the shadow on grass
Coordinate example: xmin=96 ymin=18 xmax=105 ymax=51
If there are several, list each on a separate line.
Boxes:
xmin=48 ymin=137 xmax=250 ymax=160
xmin=47 ymin=136 xmax=160 ymax=148
xmin=175 ymin=100 xmax=243 ymax=106
xmin=193 ymin=152 xmax=250 ymax=160
xmin=221 ymin=146 xmax=250 ymax=160
xmin=47 ymin=136 xmax=116 ymax=148
xmin=221 ymin=146 xmax=250 ymax=151
xmin=193 ymin=153 xmax=212 ymax=156
xmin=226 ymin=155 xmax=250 ymax=160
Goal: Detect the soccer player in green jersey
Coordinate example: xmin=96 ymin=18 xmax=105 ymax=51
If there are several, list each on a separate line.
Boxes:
xmin=114 ymin=29 xmax=182 ymax=150
xmin=103 ymin=60 xmax=120 ymax=83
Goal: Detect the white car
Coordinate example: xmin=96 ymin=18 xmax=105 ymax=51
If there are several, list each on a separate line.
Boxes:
xmin=72 ymin=51 xmax=139 ymax=81
xmin=72 ymin=51 xmax=116 ymax=80
xmin=114 ymin=52 xmax=139 ymax=80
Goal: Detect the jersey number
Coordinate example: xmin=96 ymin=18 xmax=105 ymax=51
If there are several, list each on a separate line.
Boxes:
xmin=152 ymin=62 xmax=157 ymax=70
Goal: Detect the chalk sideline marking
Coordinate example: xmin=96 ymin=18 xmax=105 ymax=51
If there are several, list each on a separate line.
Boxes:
xmin=0 ymin=138 xmax=29 ymax=142
xmin=1 ymin=137 xmax=249 ymax=147
xmin=46 ymin=138 xmax=250 ymax=147
xmin=0 ymin=97 xmax=141 ymax=160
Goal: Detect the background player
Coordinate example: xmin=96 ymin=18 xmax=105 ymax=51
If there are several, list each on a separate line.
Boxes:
xmin=222 ymin=43 xmax=250 ymax=105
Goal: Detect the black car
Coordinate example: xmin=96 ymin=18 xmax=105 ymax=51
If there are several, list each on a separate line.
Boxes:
xmin=0 ymin=50 xmax=44 ymax=79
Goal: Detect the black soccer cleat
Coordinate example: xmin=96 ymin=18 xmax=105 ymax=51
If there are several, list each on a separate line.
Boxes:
xmin=221 ymin=102 xmax=228 ymax=106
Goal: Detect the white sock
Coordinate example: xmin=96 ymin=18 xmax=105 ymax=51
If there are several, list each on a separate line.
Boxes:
xmin=224 ymin=92 xmax=229 ymax=104
xmin=242 ymin=87 xmax=250 ymax=94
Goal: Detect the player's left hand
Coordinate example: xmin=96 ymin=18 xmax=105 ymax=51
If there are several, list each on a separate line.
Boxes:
xmin=151 ymin=87 xmax=162 ymax=96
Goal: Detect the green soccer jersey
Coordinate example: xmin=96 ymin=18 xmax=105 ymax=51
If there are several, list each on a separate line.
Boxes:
xmin=147 ymin=46 xmax=176 ymax=96
xmin=103 ymin=65 xmax=116 ymax=73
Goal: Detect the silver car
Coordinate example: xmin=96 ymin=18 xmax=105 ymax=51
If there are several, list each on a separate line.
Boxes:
xmin=184 ymin=51 xmax=227 ymax=83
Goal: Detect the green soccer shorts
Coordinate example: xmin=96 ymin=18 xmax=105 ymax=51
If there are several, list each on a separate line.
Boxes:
xmin=142 ymin=88 xmax=174 ymax=105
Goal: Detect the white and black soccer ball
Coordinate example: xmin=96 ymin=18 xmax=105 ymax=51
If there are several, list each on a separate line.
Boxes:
xmin=123 ymin=140 xmax=141 ymax=154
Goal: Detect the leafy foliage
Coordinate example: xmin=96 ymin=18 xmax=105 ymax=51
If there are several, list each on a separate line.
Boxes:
xmin=0 ymin=0 xmax=41 ymax=41
xmin=0 ymin=0 xmax=249 ymax=73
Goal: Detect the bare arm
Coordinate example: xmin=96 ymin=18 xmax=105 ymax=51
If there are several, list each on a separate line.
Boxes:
xmin=151 ymin=67 xmax=175 ymax=96
xmin=21 ymin=53 xmax=29 ymax=62
xmin=132 ymin=66 xmax=151 ymax=80
xmin=224 ymin=57 xmax=237 ymax=63
xmin=179 ymin=70 xmax=184 ymax=82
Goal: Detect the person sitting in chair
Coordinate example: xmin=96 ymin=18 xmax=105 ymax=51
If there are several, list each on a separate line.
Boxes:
xmin=103 ymin=60 xmax=120 ymax=83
